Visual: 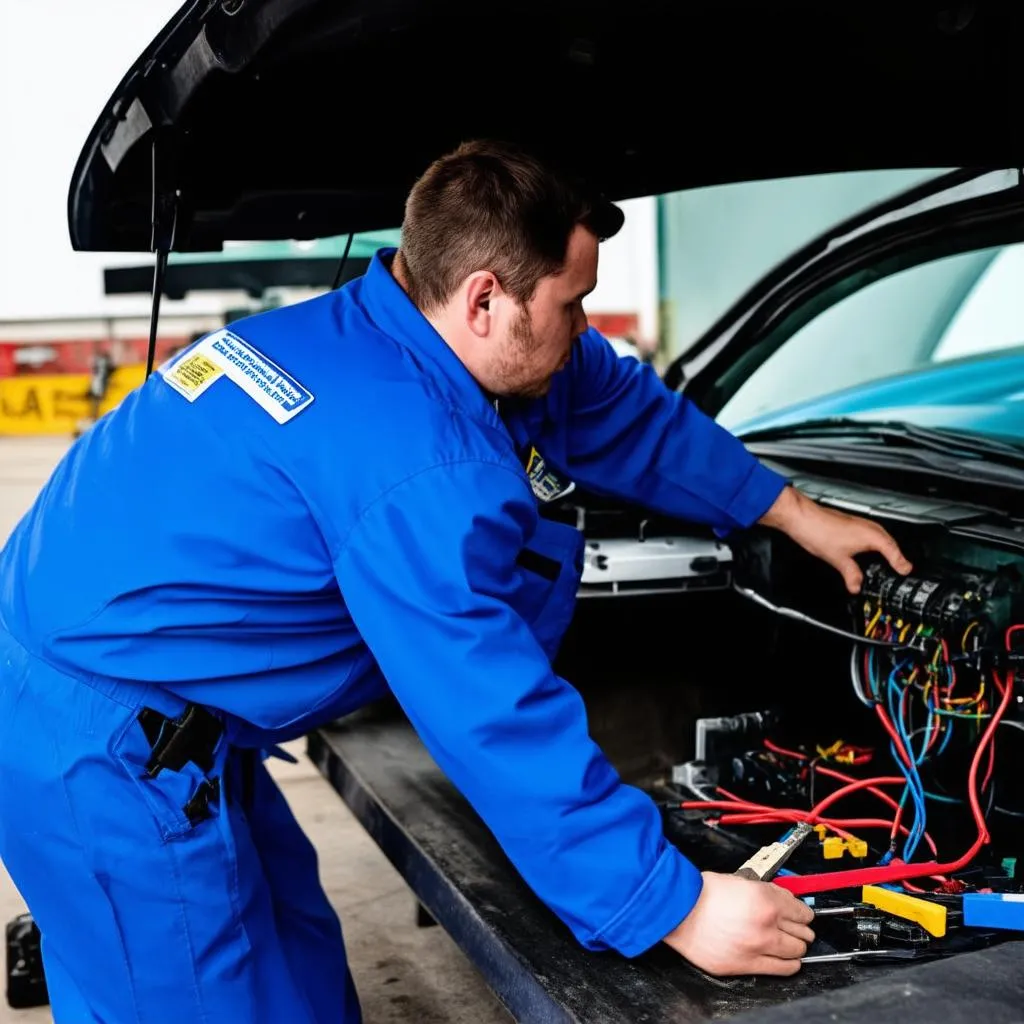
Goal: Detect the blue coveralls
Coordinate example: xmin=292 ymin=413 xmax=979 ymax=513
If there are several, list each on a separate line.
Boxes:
xmin=0 ymin=248 xmax=786 ymax=1022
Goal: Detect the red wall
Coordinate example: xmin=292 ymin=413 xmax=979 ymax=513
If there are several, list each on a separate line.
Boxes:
xmin=0 ymin=336 xmax=191 ymax=378
xmin=1 ymin=314 xmax=638 ymax=379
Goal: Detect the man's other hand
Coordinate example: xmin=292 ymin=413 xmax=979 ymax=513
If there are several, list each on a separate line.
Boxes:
xmin=662 ymin=872 xmax=815 ymax=977
xmin=758 ymin=485 xmax=912 ymax=593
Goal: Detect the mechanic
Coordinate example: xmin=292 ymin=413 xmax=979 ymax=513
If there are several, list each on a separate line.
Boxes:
xmin=0 ymin=139 xmax=912 ymax=1023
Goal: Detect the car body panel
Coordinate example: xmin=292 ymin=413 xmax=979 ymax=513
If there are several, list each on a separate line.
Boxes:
xmin=730 ymin=350 xmax=1024 ymax=442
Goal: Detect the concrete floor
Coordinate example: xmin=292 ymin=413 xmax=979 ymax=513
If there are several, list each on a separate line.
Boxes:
xmin=0 ymin=436 xmax=511 ymax=1023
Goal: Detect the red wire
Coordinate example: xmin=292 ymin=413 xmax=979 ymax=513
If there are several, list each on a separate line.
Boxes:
xmin=715 ymin=815 xmax=857 ymax=842
xmin=680 ymin=799 xmax=902 ymax=843
xmin=697 ymin=631 xmax=1019 ymax=898
xmin=809 ymin=773 xmax=902 ymax=817
xmin=717 ymin=764 xmax=939 ymax=853
xmin=763 ymin=739 xmax=806 ymax=762
xmin=982 ymin=740 xmax=997 ymax=796
xmin=981 ymin=669 xmax=1006 ymax=794
xmin=775 ymin=641 xmax=1017 ymax=896
xmin=872 ymin=699 xmax=913 ymax=842
xmin=685 ymin=778 xmax=943 ymax=871
xmin=717 ymin=812 xmax=907 ymax=834
xmin=941 ymin=638 xmax=957 ymax=703
xmin=875 ymin=701 xmax=914 ymax=769
xmin=812 ymin=767 xmax=939 ymax=857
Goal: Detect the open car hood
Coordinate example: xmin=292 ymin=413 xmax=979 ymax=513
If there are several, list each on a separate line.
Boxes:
xmin=70 ymin=1 xmax=1024 ymax=253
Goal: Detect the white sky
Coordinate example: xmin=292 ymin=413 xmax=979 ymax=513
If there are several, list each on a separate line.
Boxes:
xmin=0 ymin=1 xmax=656 ymax=332
xmin=0 ymin=1 xmax=214 ymax=322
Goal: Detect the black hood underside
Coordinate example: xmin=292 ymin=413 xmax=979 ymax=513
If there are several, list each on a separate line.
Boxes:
xmin=70 ymin=1 xmax=1024 ymax=253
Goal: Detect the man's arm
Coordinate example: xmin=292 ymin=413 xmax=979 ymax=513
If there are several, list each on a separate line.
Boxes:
xmin=554 ymin=330 xmax=912 ymax=588
xmin=332 ymin=458 xmax=700 ymax=957
xmin=330 ymin=457 xmax=816 ymax=974
xmin=554 ymin=329 xmax=787 ymax=533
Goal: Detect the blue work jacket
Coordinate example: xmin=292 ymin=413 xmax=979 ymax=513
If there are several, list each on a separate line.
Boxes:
xmin=0 ymin=248 xmax=786 ymax=958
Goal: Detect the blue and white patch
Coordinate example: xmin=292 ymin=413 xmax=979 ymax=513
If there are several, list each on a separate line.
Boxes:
xmin=161 ymin=328 xmax=314 ymax=424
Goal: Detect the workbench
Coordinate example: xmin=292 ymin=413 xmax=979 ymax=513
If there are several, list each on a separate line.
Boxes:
xmin=308 ymin=705 xmax=1024 ymax=1024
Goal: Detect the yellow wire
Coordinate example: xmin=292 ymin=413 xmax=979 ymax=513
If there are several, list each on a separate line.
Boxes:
xmin=962 ymin=620 xmax=979 ymax=651
xmin=866 ymin=608 xmax=881 ymax=637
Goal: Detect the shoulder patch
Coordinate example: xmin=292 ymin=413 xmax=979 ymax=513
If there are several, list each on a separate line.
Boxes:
xmin=160 ymin=328 xmax=314 ymax=424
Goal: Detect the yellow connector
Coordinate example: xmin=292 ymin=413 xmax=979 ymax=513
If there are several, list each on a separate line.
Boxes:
xmin=862 ymin=885 xmax=947 ymax=937
xmin=816 ymin=740 xmax=844 ymax=761
xmin=847 ymin=837 xmax=868 ymax=859
xmin=822 ymin=837 xmax=845 ymax=860
xmin=818 ymin=831 xmax=868 ymax=860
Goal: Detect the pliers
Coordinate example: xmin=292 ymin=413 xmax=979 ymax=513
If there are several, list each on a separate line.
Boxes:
xmin=734 ymin=822 xmax=813 ymax=881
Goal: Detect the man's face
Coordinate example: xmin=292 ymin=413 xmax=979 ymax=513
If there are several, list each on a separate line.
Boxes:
xmin=492 ymin=224 xmax=598 ymax=399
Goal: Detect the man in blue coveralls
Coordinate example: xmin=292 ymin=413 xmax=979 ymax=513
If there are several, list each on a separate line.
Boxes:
xmin=0 ymin=140 xmax=911 ymax=1022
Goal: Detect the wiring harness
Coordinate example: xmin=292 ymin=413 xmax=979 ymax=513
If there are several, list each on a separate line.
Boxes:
xmin=677 ymin=561 xmax=1023 ymax=897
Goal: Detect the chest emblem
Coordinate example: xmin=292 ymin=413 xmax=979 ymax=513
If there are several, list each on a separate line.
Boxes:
xmin=524 ymin=446 xmax=576 ymax=503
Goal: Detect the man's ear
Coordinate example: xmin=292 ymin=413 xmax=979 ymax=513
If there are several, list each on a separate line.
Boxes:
xmin=464 ymin=272 xmax=498 ymax=338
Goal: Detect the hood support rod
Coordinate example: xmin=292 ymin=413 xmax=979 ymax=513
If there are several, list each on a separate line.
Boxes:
xmin=146 ymin=136 xmax=179 ymax=379
xmin=147 ymin=249 xmax=170 ymax=379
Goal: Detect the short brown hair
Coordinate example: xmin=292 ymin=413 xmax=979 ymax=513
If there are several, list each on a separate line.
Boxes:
xmin=397 ymin=139 xmax=624 ymax=313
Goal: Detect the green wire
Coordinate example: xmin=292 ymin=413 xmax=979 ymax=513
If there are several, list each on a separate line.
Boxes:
xmin=924 ymin=790 xmax=962 ymax=805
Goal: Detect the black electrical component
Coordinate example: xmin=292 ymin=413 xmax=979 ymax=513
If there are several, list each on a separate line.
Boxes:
xmin=860 ymin=561 xmax=1001 ymax=635
xmin=724 ymin=750 xmax=806 ymax=806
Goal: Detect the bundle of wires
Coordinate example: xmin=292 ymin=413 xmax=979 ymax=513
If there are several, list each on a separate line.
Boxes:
xmin=856 ymin=608 xmax=998 ymax=867
xmin=675 ymin=621 xmax=1021 ymax=894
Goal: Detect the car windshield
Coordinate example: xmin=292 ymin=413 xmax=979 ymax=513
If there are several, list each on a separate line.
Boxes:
xmin=714 ymin=241 xmax=1024 ymax=443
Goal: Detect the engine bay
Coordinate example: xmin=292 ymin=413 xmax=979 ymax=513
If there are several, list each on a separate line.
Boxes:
xmin=549 ymin=475 xmax=1024 ymax=988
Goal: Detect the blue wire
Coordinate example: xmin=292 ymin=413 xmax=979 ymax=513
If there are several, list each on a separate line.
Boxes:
xmin=897 ymin=678 xmax=927 ymax=860
xmin=902 ymin=682 xmax=930 ymax=861
xmin=926 ymin=674 xmax=955 ymax=799
xmin=937 ymin=709 xmax=954 ymax=756
xmin=868 ymin=641 xmax=958 ymax=863
xmin=886 ymin=672 xmax=928 ymax=862
xmin=867 ymin=649 xmax=880 ymax=701
xmin=866 ymin=632 xmax=964 ymax=865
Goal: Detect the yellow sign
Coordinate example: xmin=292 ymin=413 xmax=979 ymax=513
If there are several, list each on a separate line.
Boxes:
xmin=0 ymin=366 xmax=147 ymax=437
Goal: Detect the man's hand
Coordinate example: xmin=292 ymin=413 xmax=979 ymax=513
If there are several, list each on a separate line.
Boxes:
xmin=662 ymin=872 xmax=815 ymax=977
xmin=758 ymin=485 xmax=912 ymax=593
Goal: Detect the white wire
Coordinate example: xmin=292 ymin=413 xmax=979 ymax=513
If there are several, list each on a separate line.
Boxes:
xmin=850 ymin=644 xmax=874 ymax=707
xmin=732 ymin=581 xmax=911 ymax=650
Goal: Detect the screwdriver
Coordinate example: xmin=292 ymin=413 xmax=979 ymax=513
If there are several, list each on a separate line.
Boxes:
xmin=802 ymin=947 xmax=919 ymax=964
xmin=734 ymin=822 xmax=813 ymax=882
